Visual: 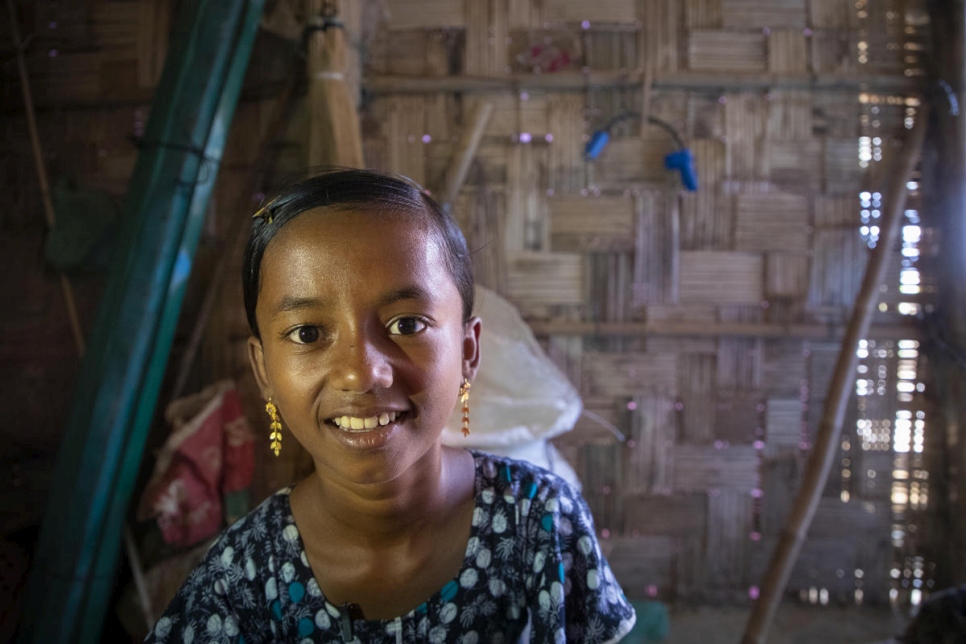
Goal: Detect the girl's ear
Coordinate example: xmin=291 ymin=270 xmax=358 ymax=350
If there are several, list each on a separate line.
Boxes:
xmin=462 ymin=317 xmax=482 ymax=380
xmin=248 ymin=336 xmax=271 ymax=398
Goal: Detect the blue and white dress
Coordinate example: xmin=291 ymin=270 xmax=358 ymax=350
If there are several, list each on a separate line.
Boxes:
xmin=145 ymin=451 xmax=636 ymax=643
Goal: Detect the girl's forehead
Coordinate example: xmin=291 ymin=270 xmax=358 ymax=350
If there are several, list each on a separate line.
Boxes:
xmin=259 ymin=208 xmax=451 ymax=295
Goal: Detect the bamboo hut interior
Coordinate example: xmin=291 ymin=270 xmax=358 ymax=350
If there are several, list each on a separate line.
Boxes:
xmin=2 ymin=0 xmax=965 ymax=641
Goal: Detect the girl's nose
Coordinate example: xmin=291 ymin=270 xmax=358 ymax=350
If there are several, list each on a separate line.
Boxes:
xmin=327 ymin=333 xmax=393 ymax=393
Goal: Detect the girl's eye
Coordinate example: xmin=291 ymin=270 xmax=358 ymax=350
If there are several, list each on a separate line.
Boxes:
xmin=288 ymin=326 xmax=321 ymax=344
xmin=388 ymin=317 xmax=427 ymax=336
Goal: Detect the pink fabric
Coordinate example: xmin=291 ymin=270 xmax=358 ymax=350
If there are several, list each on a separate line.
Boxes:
xmin=137 ymin=381 xmax=255 ymax=547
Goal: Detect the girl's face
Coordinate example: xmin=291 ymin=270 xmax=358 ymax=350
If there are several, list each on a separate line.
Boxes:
xmin=248 ymin=208 xmax=480 ymax=486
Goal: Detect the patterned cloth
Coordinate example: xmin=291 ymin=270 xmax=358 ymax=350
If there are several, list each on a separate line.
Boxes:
xmin=145 ymin=451 xmax=636 ymax=643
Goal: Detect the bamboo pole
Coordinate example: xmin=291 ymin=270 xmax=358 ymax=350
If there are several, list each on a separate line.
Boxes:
xmin=441 ymin=101 xmax=494 ymax=211
xmin=306 ymin=0 xmax=363 ymax=168
xmin=741 ymin=107 xmax=928 ymax=644
xmin=7 ymin=0 xmax=86 ymax=357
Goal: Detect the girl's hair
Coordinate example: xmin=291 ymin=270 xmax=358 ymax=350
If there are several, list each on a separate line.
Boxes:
xmin=242 ymin=168 xmax=475 ymax=339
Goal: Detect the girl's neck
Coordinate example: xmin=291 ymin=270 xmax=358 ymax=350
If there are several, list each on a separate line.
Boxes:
xmin=296 ymin=446 xmax=473 ymax=546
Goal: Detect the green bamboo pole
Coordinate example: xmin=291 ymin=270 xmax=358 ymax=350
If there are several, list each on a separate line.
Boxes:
xmin=18 ymin=0 xmax=265 ymax=641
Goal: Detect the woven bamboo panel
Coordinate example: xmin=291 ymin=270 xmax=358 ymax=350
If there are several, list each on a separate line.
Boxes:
xmin=810 ymin=497 xmax=890 ymax=538
xmin=547 ymin=93 xmax=585 ymax=194
xmin=91 ymin=1 xmax=140 ymax=59
xmin=705 ymin=490 xmax=754 ymax=587
xmin=808 ymin=229 xmax=867 ymax=308
xmin=578 ymin=442 xmax=625 ymax=529
xmin=385 ymin=96 xmax=428 ymax=185
xmin=815 ymin=195 xmax=857 ymax=228
xmin=685 ymin=0 xmax=722 ymax=29
xmin=601 ymin=536 xmax=675 ymax=598
xmin=384 ymin=0 xmax=465 ymax=29
xmin=544 ymin=0 xmax=637 ymax=23
xmin=767 ymin=139 xmax=822 ymax=192
xmin=623 ymin=493 xmax=707 ymax=535
xmin=762 ymin=339 xmax=807 ymax=397
xmin=28 ymin=53 xmax=102 ymax=103
xmin=582 ymin=352 xmax=678 ymax=397
xmin=721 ymin=0 xmax=806 ymax=28
xmin=810 ymin=29 xmax=856 ymax=74
xmin=724 ymin=95 xmax=768 ymax=180
xmin=588 ymin=253 xmax=635 ymax=322
xmin=465 ymin=0 xmax=509 ymax=75
xmin=679 ymin=251 xmax=764 ymax=304
xmin=506 ymin=144 xmax=548 ymax=251
xmin=680 ymin=189 xmax=730 ymax=251
xmin=585 ymin=30 xmax=638 ymax=71
xmin=766 ymin=252 xmax=810 ymax=298
xmin=678 ymin=354 xmax=716 ymax=444
xmin=369 ymin=30 xmax=448 ymax=76
xmin=825 ymin=138 xmax=865 ymax=195
xmin=638 ymin=0 xmax=680 ymax=73
xmin=714 ymin=389 xmax=763 ymax=444
xmin=765 ymin=397 xmax=803 ymax=453
xmin=591 ymin=134 xmax=677 ymax=188
xmin=768 ymin=30 xmax=808 ymax=73
xmin=550 ymin=196 xmax=635 ymax=252
xmin=735 ymin=193 xmax=810 ymax=252
xmin=767 ymin=91 xmax=813 ymax=141
xmin=672 ymin=445 xmax=760 ymax=491
xmin=505 ymin=251 xmax=583 ymax=306
xmin=560 ymin=397 xmax=623 ymax=447
xmin=717 ymin=336 xmax=763 ymax=390
xmin=626 ymin=393 xmax=677 ymax=493
xmin=809 ymin=0 xmax=859 ymax=29
xmin=688 ymin=30 xmax=767 ymax=73
xmin=508 ymin=0 xmax=545 ymax=29
xmin=633 ymin=191 xmax=679 ymax=304
xmin=477 ymin=93 xmax=550 ymax=139
xmin=759 ymin=455 xmax=800 ymax=535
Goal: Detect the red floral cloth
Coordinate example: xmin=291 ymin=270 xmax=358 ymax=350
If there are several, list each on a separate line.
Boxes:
xmin=137 ymin=380 xmax=255 ymax=547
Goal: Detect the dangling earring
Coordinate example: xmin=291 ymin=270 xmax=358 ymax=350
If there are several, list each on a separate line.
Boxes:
xmin=266 ymin=397 xmax=282 ymax=456
xmin=459 ymin=378 xmax=471 ymax=437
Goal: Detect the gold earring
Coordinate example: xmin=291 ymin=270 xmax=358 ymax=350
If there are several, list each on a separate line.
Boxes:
xmin=459 ymin=379 xmax=471 ymax=437
xmin=266 ymin=397 xmax=282 ymax=456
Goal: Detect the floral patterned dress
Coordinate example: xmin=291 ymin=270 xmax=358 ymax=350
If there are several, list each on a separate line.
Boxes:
xmin=145 ymin=451 xmax=636 ymax=643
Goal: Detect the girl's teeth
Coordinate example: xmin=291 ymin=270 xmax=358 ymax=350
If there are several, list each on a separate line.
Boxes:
xmin=336 ymin=412 xmax=398 ymax=431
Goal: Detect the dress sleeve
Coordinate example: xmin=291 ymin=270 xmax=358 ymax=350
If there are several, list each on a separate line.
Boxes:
xmin=525 ymin=479 xmax=636 ymax=644
xmin=144 ymin=537 xmax=262 ymax=644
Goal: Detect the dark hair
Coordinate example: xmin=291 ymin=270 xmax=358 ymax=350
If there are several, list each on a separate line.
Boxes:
xmin=242 ymin=168 xmax=475 ymax=338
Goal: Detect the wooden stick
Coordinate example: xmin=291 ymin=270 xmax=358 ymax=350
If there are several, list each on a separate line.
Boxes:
xmin=123 ymin=525 xmax=154 ymax=628
xmin=442 ymin=101 xmax=494 ymax=211
xmin=306 ymin=0 xmax=364 ymax=168
xmin=6 ymin=0 xmax=86 ymax=357
xmin=741 ymin=107 xmax=928 ymax=644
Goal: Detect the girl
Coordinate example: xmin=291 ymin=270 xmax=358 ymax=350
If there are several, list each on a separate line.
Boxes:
xmin=146 ymin=169 xmax=635 ymax=643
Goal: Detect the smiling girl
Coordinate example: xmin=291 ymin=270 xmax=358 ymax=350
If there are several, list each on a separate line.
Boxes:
xmin=145 ymin=169 xmax=636 ymax=643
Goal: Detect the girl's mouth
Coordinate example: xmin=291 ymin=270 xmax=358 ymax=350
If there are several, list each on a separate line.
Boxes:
xmin=330 ymin=411 xmax=405 ymax=433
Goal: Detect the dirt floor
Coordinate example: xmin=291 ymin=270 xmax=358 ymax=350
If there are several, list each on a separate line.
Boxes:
xmin=664 ymin=603 xmax=908 ymax=644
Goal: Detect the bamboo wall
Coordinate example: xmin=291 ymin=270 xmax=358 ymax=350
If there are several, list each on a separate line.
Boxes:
xmin=1 ymin=0 xmax=937 ymax=610
xmin=361 ymin=0 xmax=929 ymax=604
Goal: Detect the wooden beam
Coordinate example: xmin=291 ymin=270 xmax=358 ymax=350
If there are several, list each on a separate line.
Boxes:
xmin=527 ymin=319 xmax=920 ymax=340
xmin=364 ymin=71 xmax=921 ymax=95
